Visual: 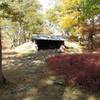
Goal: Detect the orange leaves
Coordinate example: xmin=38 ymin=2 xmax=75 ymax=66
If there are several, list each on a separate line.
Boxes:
xmin=79 ymin=24 xmax=100 ymax=34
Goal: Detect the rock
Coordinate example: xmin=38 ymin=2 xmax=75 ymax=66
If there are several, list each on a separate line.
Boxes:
xmin=54 ymin=79 xmax=66 ymax=86
xmin=14 ymin=41 xmax=38 ymax=54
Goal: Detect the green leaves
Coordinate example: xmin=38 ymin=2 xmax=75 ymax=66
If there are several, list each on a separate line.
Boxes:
xmin=0 ymin=0 xmax=43 ymax=45
xmin=80 ymin=0 xmax=100 ymax=20
xmin=0 ymin=0 xmax=43 ymax=33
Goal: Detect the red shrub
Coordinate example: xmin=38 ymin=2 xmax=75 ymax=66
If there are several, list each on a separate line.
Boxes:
xmin=47 ymin=53 xmax=100 ymax=91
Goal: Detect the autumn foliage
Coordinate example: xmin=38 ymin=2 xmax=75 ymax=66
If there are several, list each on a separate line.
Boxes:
xmin=47 ymin=53 xmax=100 ymax=91
xmin=79 ymin=24 xmax=100 ymax=34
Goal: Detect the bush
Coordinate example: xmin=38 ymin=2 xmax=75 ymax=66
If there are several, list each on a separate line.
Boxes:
xmin=47 ymin=53 xmax=100 ymax=91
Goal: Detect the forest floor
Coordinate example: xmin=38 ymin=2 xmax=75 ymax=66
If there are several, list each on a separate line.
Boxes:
xmin=1 ymin=37 xmax=100 ymax=100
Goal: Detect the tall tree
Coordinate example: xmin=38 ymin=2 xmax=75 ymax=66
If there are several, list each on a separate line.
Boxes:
xmin=0 ymin=0 xmax=43 ymax=46
xmin=0 ymin=26 xmax=6 ymax=84
xmin=79 ymin=0 xmax=100 ymax=49
xmin=47 ymin=0 xmax=100 ymax=50
xmin=0 ymin=0 xmax=43 ymax=84
xmin=0 ymin=1 xmax=9 ymax=83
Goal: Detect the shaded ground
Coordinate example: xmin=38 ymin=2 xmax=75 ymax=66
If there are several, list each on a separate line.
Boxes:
xmin=1 ymin=38 xmax=100 ymax=100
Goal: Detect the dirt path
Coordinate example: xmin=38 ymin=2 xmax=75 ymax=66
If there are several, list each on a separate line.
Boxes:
xmin=2 ymin=37 xmax=67 ymax=100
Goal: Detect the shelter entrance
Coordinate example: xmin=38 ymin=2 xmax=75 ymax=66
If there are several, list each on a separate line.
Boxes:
xmin=32 ymin=34 xmax=66 ymax=50
xmin=35 ymin=40 xmax=64 ymax=50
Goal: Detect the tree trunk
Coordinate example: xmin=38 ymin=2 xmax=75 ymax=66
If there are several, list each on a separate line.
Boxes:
xmin=88 ymin=17 xmax=95 ymax=50
xmin=0 ymin=27 xmax=6 ymax=84
xmin=88 ymin=33 xmax=94 ymax=50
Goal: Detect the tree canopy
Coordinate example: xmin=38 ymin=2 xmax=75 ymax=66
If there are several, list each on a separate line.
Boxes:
xmin=47 ymin=0 xmax=100 ymax=29
xmin=0 ymin=0 xmax=43 ymax=44
xmin=46 ymin=0 xmax=100 ymax=49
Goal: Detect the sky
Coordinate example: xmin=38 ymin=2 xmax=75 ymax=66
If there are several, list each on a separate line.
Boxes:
xmin=38 ymin=0 xmax=55 ymax=13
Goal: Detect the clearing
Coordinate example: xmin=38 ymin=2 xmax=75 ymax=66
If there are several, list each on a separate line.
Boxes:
xmin=1 ymin=38 xmax=100 ymax=100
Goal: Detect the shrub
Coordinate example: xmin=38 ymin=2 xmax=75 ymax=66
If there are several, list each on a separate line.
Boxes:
xmin=47 ymin=53 xmax=100 ymax=91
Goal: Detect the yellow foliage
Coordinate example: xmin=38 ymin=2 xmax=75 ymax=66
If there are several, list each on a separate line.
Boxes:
xmin=61 ymin=0 xmax=81 ymax=10
xmin=59 ymin=11 xmax=80 ymax=29
xmin=58 ymin=0 xmax=82 ymax=29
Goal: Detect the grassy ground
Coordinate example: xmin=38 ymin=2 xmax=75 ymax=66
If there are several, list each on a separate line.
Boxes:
xmin=1 ymin=38 xmax=100 ymax=100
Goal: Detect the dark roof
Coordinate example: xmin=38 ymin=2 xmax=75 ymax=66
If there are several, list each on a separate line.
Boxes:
xmin=32 ymin=34 xmax=67 ymax=41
